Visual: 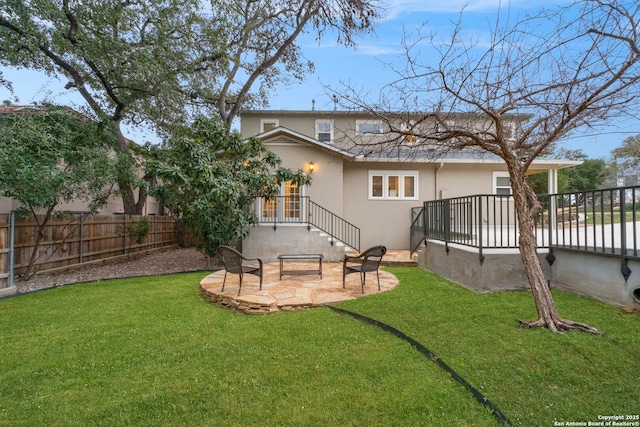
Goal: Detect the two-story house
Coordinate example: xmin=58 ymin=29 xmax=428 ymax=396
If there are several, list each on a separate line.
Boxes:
xmin=239 ymin=109 xmax=579 ymax=262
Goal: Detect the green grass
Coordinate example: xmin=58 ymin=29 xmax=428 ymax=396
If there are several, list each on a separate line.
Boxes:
xmin=591 ymin=211 xmax=637 ymax=224
xmin=0 ymin=269 xmax=638 ymax=426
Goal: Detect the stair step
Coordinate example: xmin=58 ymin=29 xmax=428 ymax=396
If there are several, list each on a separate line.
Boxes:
xmin=308 ymin=228 xmax=354 ymax=252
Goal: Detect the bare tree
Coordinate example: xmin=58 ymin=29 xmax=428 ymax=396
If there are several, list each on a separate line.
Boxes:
xmin=201 ymin=0 xmax=380 ymax=130
xmin=339 ymin=1 xmax=640 ymax=333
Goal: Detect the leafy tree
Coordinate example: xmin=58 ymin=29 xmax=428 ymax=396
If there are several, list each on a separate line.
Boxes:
xmin=147 ymin=117 xmax=310 ymax=257
xmin=527 ymin=170 xmax=570 ymax=197
xmin=528 ymin=149 xmax=608 ymax=195
xmin=340 ymin=1 xmax=640 ymax=334
xmin=0 ymin=0 xmax=380 ymax=213
xmin=0 ymin=105 xmax=118 ymax=279
xmin=612 ymin=135 xmax=640 ymax=186
xmin=566 ymin=159 xmax=609 ymax=192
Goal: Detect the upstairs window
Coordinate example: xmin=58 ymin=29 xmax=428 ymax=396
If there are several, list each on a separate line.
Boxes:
xmin=402 ymin=120 xmax=418 ymax=145
xmin=369 ymin=171 xmax=418 ymax=200
xmin=356 ymin=119 xmax=383 ymax=135
xmin=315 ymin=119 xmax=333 ymax=143
xmin=260 ymin=119 xmax=279 ymax=132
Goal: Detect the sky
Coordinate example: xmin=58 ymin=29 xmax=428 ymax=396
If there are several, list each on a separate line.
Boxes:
xmin=1 ymin=0 xmax=638 ymax=160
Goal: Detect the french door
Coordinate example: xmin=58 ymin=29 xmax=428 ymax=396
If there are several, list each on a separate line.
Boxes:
xmin=260 ymin=181 xmax=304 ymax=222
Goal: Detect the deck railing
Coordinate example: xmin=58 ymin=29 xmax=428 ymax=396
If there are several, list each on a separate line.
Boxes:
xmin=411 ymin=185 xmax=640 ymax=265
xmin=256 ymin=196 xmax=360 ymax=251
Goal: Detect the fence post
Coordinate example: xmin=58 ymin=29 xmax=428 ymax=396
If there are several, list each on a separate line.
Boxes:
xmin=79 ymin=213 xmax=84 ymax=264
xmin=620 ymin=188 xmax=631 ymax=280
xmin=123 ymin=214 xmax=128 ymax=255
xmin=443 ymin=199 xmax=451 ymax=242
xmin=477 ymin=196 xmax=484 ymax=264
xmin=8 ymin=211 xmax=15 ymax=288
xmin=422 ymin=201 xmax=428 ymax=245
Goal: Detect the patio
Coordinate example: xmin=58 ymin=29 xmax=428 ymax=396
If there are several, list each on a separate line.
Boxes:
xmin=199 ymin=250 xmax=412 ymax=314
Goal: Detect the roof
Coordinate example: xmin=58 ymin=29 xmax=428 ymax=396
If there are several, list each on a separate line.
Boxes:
xmin=256 ymin=126 xmax=353 ymax=158
xmin=240 ymin=109 xmax=531 ymax=121
xmin=0 ymin=105 xmax=46 ymax=114
xmin=255 ymin=126 xmax=581 ymax=169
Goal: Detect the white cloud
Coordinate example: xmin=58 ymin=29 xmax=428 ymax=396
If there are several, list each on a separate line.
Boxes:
xmin=380 ymin=0 xmax=538 ymax=21
xmin=354 ymin=43 xmax=404 ymax=56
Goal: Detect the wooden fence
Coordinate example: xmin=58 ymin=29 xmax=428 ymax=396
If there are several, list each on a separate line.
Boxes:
xmin=0 ymin=213 xmax=181 ymax=289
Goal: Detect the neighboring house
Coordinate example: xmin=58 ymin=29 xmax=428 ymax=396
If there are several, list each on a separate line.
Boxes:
xmin=239 ymin=109 xmax=581 ymax=262
xmin=0 ymin=105 xmax=162 ymax=216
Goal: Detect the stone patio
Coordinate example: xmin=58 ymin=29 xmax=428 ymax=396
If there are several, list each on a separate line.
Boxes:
xmin=199 ymin=251 xmax=412 ymax=314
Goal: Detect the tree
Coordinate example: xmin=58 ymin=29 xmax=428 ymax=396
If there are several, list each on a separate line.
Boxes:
xmin=612 ymin=135 xmax=640 ymax=186
xmin=147 ymin=117 xmax=310 ymax=257
xmin=339 ymin=1 xmax=640 ymax=333
xmin=195 ymin=0 xmax=380 ymax=131
xmin=528 ymin=149 xmax=608 ymax=195
xmin=0 ymin=105 xmax=118 ymax=280
xmin=0 ymin=0 xmax=380 ymax=213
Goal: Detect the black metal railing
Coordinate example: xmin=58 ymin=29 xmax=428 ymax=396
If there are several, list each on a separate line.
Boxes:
xmin=256 ymin=196 xmax=360 ymax=251
xmin=410 ymin=207 xmax=425 ymax=254
xmin=411 ymin=185 xmax=640 ymax=262
xmin=540 ymin=186 xmax=639 ymax=259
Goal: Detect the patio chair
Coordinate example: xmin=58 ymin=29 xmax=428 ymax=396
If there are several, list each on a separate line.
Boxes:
xmin=342 ymin=245 xmax=387 ymax=293
xmin=218 ymin=245 xmax=263 ymax=296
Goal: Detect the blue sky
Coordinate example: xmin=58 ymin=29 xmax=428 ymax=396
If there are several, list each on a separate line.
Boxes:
xmin=1 ymin=0 xmax=638 ymax=159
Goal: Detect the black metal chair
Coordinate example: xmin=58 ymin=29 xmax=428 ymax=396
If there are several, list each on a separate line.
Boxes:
xmin=342 ymin=245 xmax=387 ymax=293
xmin=218 ymin=245 xmax=263 ymax=296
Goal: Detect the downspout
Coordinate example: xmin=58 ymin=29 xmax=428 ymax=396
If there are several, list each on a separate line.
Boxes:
xmin=435 ymin=162 xmax=444 ymax=199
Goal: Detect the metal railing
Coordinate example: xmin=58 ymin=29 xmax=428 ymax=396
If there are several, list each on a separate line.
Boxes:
xmin=541 ymin=186 xmax=639 ymax=259
xmin=411 ymin=185 xmax=640 ymax=263
xmin=256 ymin=196 xmax=360 ymax=251
xmin=410 ymin=207 xmax=425 ymax=254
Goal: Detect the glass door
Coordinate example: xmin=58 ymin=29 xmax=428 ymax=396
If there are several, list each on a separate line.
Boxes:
xmin=259 ymin=181 xmax=303 ymax=222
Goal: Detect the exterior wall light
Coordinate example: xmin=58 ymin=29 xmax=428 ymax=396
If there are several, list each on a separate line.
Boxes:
xmin=308 ymin=162 xmax=315 ymax=173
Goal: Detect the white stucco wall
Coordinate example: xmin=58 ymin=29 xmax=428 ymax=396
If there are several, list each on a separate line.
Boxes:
xmin=267 ymin=140 xmax=344 ymax=216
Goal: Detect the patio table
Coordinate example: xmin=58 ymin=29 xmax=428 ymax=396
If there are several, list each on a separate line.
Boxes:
xmin=278 ymin=254 xmax=323 ymax=279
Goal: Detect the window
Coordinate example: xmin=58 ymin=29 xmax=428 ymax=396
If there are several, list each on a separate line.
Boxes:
xmin=369 ymin=171 xmax=418 ymax=200
xmin=404 ymin=176 xmax=415 ymax=198
xmin=401 ymin=120 xmax=417 ymax=145
xmin=356 ymin=119 xmax=382 ymax=135
xmin=493 ymin=171 xmax=511 ymax=195
xmin=260 ymin=119 xmax=279 ymax=132
xmin=371 ymin=175 xmax=383 ymax=197
xmin=315 ymin=119 xmax=333 ymax=143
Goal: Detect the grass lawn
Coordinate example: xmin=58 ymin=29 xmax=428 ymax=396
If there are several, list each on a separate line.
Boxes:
xmin=0 ymin=268 xmax=638 ymax=426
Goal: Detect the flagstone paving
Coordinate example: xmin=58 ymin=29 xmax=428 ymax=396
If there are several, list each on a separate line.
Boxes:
xmin=199 ymin=251 xmax=413 ymax=314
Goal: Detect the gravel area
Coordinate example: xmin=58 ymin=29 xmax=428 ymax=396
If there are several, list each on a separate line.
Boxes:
xmin=16 ymin=247 xmax=216 ymax=294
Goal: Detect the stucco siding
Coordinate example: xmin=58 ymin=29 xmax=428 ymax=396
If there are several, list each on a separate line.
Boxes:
xmin=242 ymin=225 xmax=349 ymax=262
xmin=343 ymin=163 xmax=435 ymax=249
xmin=435 ymin=163 xmax=506 ymax=198
xmin=0 ymin=197 xmax=18 ymax=213
xmin=265 ymin=139 xmax=344 ymax=215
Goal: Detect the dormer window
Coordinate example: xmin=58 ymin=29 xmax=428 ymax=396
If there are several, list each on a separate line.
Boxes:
xmin=315 ymin=119 xmax=333 ymax=143
xmin=402 ymin=120 xmax=418 ymax=144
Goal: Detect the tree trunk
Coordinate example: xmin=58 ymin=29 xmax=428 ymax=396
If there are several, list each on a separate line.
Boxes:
xmin=508 ymin=163 xmax=605 ymax=335
xmin=20 ymin=206 xmax=54 ymax=281
xmin=113 ymin=122 xmax=145 ymax=215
